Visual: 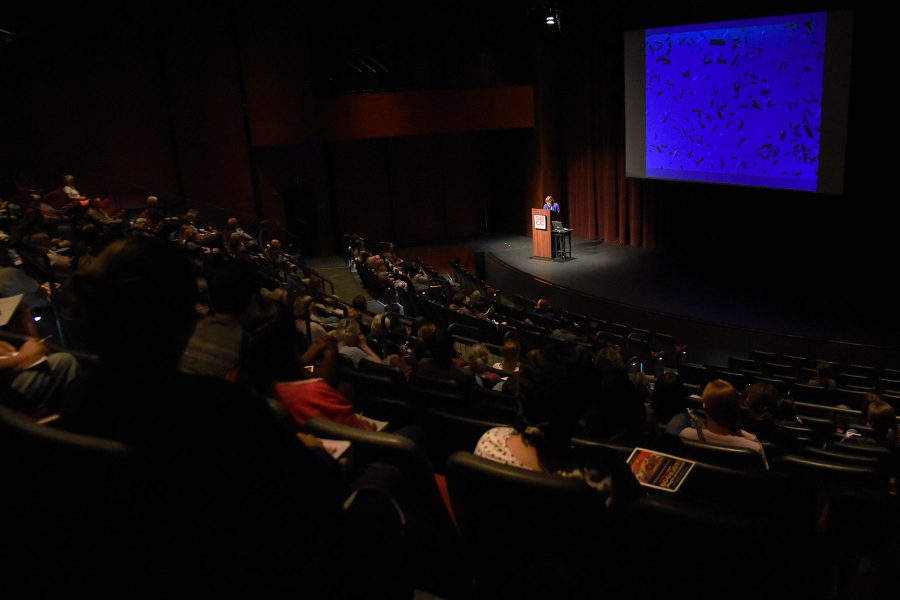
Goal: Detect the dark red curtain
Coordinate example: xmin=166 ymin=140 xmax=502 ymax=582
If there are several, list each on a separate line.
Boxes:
xmin=557 ymin=13 xmax=656 ymax=250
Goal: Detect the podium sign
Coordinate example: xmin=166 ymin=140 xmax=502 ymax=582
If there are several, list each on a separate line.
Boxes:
xmin=532 ymin=208 xmax=551 ymax=258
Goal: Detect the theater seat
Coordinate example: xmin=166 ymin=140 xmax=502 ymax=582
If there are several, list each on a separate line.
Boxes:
xmin=303 ymin=417 xmax=464 ymax=598
xmin=0 ymin=405 xmax=132 ymax=596
xmin=445 ymin=451 xmax=612 ymax=599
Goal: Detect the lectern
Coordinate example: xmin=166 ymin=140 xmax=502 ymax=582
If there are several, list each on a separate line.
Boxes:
xmin=531 ymin=208 xmax=551 ymax=259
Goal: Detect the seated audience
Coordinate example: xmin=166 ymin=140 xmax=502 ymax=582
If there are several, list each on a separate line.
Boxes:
xmin=649 ymin=371 xmax=687 ymax=428
xmin=293 ymin=295 xmax=329 ymax=349
xmin=585 ymin=345 xmax=646 ymax=441
xmin=492 ymin=338 xmax=521 ymax=374
xmin=842 ymin=398 xmax=898 ymax=450
xmin=416 ymin=328 xmax=475 ymax=388
xmin=808 ymin=361 xmax=838 ymax=390
xmin=467 ymin=343 xmax=502 ymax=388
xmin=60 ymin=237 xmax=352 ymax=597
xmin=677 ymin=379 xmax=768 ymax=469
xmin=1 ymin=334 xmax=79 ymax=417
xmin=475 ymin=343 xmax=640 ymax=511
xmin=179 ymin=261 xmax=259 ymax=378
xmin=335 ymin=317 xmax=381 ymax=367
xmin=241 ymin=300 xmax=374 ymax=430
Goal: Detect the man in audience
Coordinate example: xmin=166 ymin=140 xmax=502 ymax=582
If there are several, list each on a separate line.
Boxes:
xmin=179 ymin=261 xmax=258 ymax=378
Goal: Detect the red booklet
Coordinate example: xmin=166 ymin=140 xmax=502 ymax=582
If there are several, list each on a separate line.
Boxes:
xmin=627 ymin=447 xmax=696 ymax=493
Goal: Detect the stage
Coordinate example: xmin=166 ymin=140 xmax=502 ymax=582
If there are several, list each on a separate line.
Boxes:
xmin=411 ymin=235 xmax=900 ymax=368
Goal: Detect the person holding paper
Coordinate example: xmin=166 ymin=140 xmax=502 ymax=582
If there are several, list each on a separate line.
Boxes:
xmin=1 ymin=335 xmax=79 ymax=416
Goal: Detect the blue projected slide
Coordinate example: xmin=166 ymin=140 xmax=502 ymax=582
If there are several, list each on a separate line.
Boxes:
xmin=645 ymin=13 xmax=826 ymax=191
xmin=625 ymin=11 xmax=852 ymax=194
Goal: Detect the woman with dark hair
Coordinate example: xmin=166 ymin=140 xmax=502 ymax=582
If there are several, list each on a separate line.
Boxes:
xmin=808 ymin=361 xmax=838 ymax=390
xmin=842 ymin=398 xmax=899 ymax=449
xmin=585 ymin=344 xmax=646 ymax=441
xmin=475 ymin=343 xmax=639 ymax=509
xmin=416 ymin=327 xmax=474 ymax=388
xmin=650 ymin=371 xmax=687 ymax=427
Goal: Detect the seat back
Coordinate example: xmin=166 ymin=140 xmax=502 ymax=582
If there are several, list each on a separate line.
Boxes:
xmin=445 ymin=451 xmax=609 ymax=599
xmin=0 ymin=406 xmax=132 ymax=595
xmin=680 ymin=438 xmax=767 ymax=470
xmin=303 ymin=417 xmax=462 ymax=596
xmin=624 ymin=494 xmax=818 ymax=599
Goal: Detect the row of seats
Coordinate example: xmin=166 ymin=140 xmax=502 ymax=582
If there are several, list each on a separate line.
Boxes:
xmin=304 ymin=416 xmax=896 ymax=599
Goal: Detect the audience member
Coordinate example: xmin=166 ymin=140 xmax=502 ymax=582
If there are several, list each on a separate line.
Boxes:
xmin=649 ymin=371 xmax=687 ymax=428
xmin=335 ymin=317 xmax=381 ymax=367
xmin=1 ymin=333 xmax=79 ymax=417
xmin=241 ymin=300 xmax=374 ymax=430
xmin=492 ymin=338 xmax=521 ymax=373
xmin=585 ymin=345 xmax=646 ymax=441
xmin=416 ymin=328 xmax=475 ymax=388
xmin=467 ymin=343 xmax=502 ymax=388
xmin=808 ymin=361 xmax=838 ymax=390
xmin=293 ymin=294 xmax=329 ymax=348
xmin=179 ymin=261 xmax=259 ymax=378
xmin=676 ymin=379 xmax=768 ymax=468
xmin=60 ymin=237 xmax=352 ymax=597
xmin=475 ymin=342 xmax=640 ymax=511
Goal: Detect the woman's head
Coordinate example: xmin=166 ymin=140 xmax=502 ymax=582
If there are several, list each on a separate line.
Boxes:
xmin=335 ymin=318 xmax=360 ymax=346
xmin=744 ymin=382 xmax=779 ymax=421
xmin=867 ymin=400 xmax=898 ymax=448
xmin=468 ymin=343 xmax=490 ymax=374
xmin=517 ymin=343 xmax=593 ymax=462
xmin=242 ymin=299 xmax=305 ymax=394
xmin=702 ymin=379 xmax=741 ymax=434
xmin=500 ymin=339 xmax=520 ymax=367
xmin=651 ymin=371 xmax=686 ymax=425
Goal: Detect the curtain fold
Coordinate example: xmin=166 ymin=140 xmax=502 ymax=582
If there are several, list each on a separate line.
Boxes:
xmin=559 ymin=17 xmax=655 ymax=249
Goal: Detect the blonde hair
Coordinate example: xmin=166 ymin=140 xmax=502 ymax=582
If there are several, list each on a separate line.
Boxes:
xmin=335 ymin=318 xmax=360 ymax=345
xmin=469 ymin=343 xmax=490 ymax=373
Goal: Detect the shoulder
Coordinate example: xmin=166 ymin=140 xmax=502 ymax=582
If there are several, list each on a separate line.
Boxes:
xmin=474 ymin=427 xmax=517 ymax=461
xmin=678 ymin=426 xmax=699 ymax=440
xmin=738 ymin=429 xmax=760 ymax=443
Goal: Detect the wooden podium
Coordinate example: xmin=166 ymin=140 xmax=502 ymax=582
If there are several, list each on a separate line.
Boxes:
xmin=531 ymin=208 xmax=551 ymax=259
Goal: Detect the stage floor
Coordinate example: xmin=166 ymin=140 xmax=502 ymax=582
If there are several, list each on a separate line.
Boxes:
xmin=463 ymin=235 xmax=896 ymax=354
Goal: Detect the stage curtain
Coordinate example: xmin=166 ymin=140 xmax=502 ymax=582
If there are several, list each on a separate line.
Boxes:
xmin=558 ymin=15 xmax=655 ymax=250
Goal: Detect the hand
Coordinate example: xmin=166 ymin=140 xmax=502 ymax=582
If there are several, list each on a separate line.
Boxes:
xmin=18 ymin=339 xmax=48 ymax=364
xmin=21 ymin=338 xmax=48 ymax=354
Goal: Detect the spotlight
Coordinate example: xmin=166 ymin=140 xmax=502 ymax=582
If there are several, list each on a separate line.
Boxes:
xmin=543 ymin=8 xmax=560 ymax=31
